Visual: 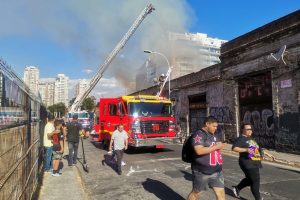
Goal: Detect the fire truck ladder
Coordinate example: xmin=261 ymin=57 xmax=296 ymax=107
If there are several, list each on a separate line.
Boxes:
xmin=70 ymin=4 xmax=155 ymax=112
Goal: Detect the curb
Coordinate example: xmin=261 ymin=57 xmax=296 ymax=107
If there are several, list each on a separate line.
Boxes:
xmin=75 ymin=165 xmax=92 ymax=200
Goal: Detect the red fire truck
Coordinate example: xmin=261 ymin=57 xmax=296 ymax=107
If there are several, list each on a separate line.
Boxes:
xmin=91 ymin=95 xmax=177 ymax=148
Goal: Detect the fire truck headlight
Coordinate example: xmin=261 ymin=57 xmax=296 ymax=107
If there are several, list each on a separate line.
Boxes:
xmin=131 ymin=120 xmax=141 ymax=134
xmin=169 ymin=120 xmax=175 ymax=131
xmin=133 ymin=112 xmax=138 ymax=118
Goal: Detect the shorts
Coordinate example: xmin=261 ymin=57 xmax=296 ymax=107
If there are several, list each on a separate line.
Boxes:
xmin=53 ymin=151 xmax=63 ymax=160
xmin=192 ymin=170 xmax=224 ymax=192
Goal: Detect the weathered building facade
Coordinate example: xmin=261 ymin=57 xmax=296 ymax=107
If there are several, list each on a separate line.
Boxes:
xmin=221 ymin=10 xmax=300 ymax=152
xmin=133 ymin=10 xmax=300 ymax=152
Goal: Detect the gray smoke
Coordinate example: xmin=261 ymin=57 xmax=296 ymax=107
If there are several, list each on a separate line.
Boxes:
xmin=0 ymin=0 xmax=195 ymax=95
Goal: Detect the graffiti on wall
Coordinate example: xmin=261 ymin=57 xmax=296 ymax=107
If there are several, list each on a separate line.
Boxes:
xmin=210 ymin=106 xmax=232 ymax=123
xmin=210 ymin=106 xmax=233 ymax=142
xmin=239 ymin=72 xmax=274 ymax=148
xmin=242 ymin=108 xmax=275 ymax=148
xmin=277 ymin=103 xmax=300 ymax=150
xmin=239 ymin=72 xmax=272 ymax=105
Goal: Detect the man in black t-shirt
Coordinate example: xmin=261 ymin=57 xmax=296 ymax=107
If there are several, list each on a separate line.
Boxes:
xmin=232 ymin=122 xmax=264 ymax=200
xmin=66 ymin=115 xmax=82 ymax=166
xmin=187 ymin=116 xmax=225 ymax=200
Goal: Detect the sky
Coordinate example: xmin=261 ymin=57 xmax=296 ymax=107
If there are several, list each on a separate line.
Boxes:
xmin=0 ymin=0 xmax=299 ymax=98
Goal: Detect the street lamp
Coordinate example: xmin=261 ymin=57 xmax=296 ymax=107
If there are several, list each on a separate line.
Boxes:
xmin=143 ymin=50 xmax=172 ymax=98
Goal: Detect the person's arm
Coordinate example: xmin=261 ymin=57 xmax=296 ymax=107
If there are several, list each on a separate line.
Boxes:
xmin=194 ymin=142 xmax=224 ymax=155
xmin=232 ymin=146 xmax=253 ymax=154
xmin=262 ymin=150 xmax=275 ymax=160
xmin=109 ymin=139 xmax=114 ymax=152
xmin=109 ymin=132 xmax=115 ymax=152
xmin=124 ymin=137 xmax=128 ymax=150
xmin=48 ymin=129 xmax=59 ymax=139
xmin=59 ymin=139 xmax=64 ymax=153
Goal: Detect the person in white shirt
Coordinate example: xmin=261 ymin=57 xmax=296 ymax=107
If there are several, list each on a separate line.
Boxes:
xmin=109 ymin=124 xmax=128 ymax=175
xmin=43 ymin=115 xmax=55 ymax=172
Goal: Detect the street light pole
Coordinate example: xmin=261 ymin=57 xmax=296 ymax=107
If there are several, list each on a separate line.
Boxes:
xmin=143 ymin=50 xmax=172 ymax=98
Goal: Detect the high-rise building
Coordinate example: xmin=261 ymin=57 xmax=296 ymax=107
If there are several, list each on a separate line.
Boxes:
xmin=169 ymin=32 xmax=227 ymax=79
xmin=39 ymin=79 xmax=55 ymax=107
xmin=54 ymin=74 xmax=69 ymax=106
xmin=136 ymin=32 xmax=227 ymax=91
xmin=75 ymin=79 xmax=89 ymax=97
xmin=23 ymin=66 xmax=39 ymax=95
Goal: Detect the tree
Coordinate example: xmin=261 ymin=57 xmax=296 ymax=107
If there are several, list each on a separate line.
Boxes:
xmin=48 ymin=103 xmax=67 ymax=118
xmin=80 ymin=97 xmax=96 ymax=111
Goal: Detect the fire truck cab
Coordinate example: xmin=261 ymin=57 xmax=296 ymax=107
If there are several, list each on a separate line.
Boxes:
xmin=91 ymin=95 xmax=177 ymax=148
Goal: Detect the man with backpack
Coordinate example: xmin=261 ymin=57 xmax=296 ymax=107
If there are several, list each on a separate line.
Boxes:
xmin=186 ymin=116 xmax=225 ymax=200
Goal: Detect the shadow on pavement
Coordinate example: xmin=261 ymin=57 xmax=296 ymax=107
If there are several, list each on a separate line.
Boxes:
xmin=126 ymin=146 xmax=174 ymax=155
xmin=142 ymin=178 xmax=185 ymax=200
xmin=180 ymin=170 xmax=192 ymax=181
xmin=101 ymin=154 xmax=118 ymax=174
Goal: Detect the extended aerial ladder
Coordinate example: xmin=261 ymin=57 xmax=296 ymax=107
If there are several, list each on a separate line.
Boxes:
xmin=70 ymin=4 xmax=155 ymax=112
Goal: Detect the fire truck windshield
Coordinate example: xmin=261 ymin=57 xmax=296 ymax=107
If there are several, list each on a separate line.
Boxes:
xmin=128 ymin=102 xmax=172 ymax=117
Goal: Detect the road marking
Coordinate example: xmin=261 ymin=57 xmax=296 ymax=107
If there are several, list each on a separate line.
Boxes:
xmin=126 ymin=166 xmax=159 ymax=176
xmin=134 ymin=157 xmax=181 ymax=164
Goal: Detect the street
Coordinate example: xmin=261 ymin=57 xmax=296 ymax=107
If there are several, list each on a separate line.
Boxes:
xmin=75 ymin=139 xmax=300 ymax=200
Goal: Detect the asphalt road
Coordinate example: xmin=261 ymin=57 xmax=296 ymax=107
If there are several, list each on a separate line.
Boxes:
xmin=75 ymin=139 xmax=300 ymax=200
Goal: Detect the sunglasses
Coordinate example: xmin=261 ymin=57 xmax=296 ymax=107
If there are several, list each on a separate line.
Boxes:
xmin=245 ymin=128 xmax=252 ymax=131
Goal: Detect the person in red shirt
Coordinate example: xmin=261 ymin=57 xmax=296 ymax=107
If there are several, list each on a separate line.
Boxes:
xmin=49 ymin=120 xmax=65 ymax=177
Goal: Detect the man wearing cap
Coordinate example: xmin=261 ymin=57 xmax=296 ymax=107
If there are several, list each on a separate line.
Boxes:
xmin=66 ymin=114 xmax=82 ymax=166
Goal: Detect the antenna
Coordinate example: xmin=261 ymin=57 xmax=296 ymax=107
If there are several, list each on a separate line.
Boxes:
xmin=270 ymin=45 xmax=287 ymax=65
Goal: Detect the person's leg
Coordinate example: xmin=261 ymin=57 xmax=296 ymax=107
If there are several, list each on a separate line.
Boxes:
xmin=187 ymin=170 xmax=204 ymax=200
xmin=210 ymin=172 xmax=225 ymax=200
xmin=236 ymin=166 xmax=251 ymax=191
xmin=52 ymin=159 xmax=59 ymax=173
xmin=187 ymin=191 xmax=201 ymax=200
xmin=247 ymin=168 xmax=261 ymax=200
xmin=44 ymin=147 xmax=53 ymax=171
xmin=115 ymin=150 xmax=122 ymax=174
xmin=73 ymin=142 xmax=79 ymax=164
xmin=213 ymin=187 xmax=225 ymax=200
xmin=68 ymin=142 xmax=74 ymax=166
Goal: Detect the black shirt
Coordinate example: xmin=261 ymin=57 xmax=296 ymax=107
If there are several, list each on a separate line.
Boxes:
xmin=66 ymin=121 xmax=82 ymax=142
xmin=191 ymin=129 xmax=223 ymax=174
xmin=232 ymin=135 xmax=262 ymax=169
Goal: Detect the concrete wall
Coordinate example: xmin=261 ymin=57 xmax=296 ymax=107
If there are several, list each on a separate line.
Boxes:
xmin=221 ymin=10 xmax=300 ymax=152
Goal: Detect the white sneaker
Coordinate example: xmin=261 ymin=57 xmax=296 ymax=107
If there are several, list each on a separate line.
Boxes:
xmin=51 ymin=173 xmax=61 ymax=177
xmin=121 ymin=161 xmax=126 ymax=166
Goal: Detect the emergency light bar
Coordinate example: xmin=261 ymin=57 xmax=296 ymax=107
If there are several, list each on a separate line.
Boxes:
xmin=135 ymin=95 xmax=167 ymax=100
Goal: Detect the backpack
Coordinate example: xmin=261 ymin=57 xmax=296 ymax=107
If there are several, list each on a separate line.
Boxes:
xmin=181 ymin=133 xmax=196 ymax=163
xmin=181 ymin=130 xmax=207 ymax=163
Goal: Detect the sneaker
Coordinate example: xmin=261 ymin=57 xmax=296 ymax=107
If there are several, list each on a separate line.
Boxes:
xmin=121 ymin=161 xmax=126 ymax=166
xmin=232 ymin=186 xmax=240 ymax=198
xmin=51 ymin=173 xmax=61 ymax=177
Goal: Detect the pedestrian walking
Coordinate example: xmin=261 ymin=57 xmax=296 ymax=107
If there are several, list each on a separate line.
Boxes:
xmin=43 ymin=115 xmax=55 ymax=172
xmin=232 ymin=122 xmax=269 ymax=200
xmin=187 ymin=116 xmax=225 ymax=200
xmin=66 ymin=114 xmax=82 ymax=166
xmin=109 ymin=124 xmax=128 ymax=175
xmin=49 ymin=119 xmax=64 ymax=177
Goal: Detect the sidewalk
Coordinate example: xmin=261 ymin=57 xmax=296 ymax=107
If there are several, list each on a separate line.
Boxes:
xmin=37 ymin=147 xmax=89 ymax=200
